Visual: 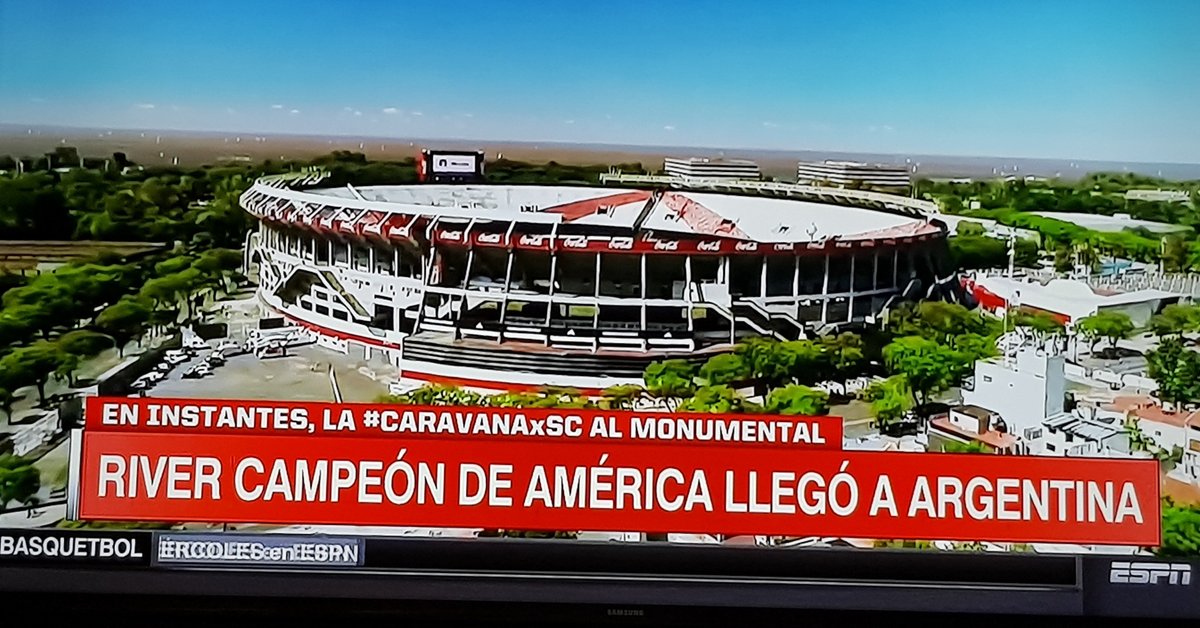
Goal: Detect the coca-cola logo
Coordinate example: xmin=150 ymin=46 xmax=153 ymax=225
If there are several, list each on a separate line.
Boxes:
xmin=653 ymin=240 xmax=679 ymax=251
xmin=835 ymin=241 xmax=852 ymax=248
xmin=519 ymin=234 xmax=546 ymax=246
xmin=696 ymin=240 xmax=721 ymax=252
xmin=561 ymin=235 xmax=588 ymax=248
xmin=806 ymin=241 xmax=826 ymax=249
xmin=476 ymin=232 xmax=502 ymax=244
xmin=735 ymin=241 xmax=759 ymax=252
xmin=773 ymin=243 xmax=794 ymax=252
xmin=440 ymin=230 xmax=462 ymax=241
xmin=609 ymin=237 xmax=634 ymax=250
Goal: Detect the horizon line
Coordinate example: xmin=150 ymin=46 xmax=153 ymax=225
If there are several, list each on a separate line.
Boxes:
xmin=2 ymin=121 xmax=1199 ymax=170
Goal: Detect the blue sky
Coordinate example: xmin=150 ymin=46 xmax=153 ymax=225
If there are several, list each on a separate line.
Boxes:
xmin=1 ymin=0 xmax=1198 ymax=163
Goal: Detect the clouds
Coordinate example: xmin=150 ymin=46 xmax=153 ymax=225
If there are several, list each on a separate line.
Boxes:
xmin=663 ymin=125 xmax=676 ymax=131
xmin=382 ymin=107 xmax=399 ymax=114
xmin=271 ymin=104 xmax=284 ymax=109
xmin=289 ymin=108 xmax=300 ymax=114
xmin=134 ymin=103 xmax=156 ymax=109
xmin=762 ymin=121 xmax=779 ymax=128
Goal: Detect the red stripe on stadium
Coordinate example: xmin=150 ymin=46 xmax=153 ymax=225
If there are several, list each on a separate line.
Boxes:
xmin=659 ymin=192 xmax=750 ymax=239
xmin=543 ymin=191 xmax=654 ymax=221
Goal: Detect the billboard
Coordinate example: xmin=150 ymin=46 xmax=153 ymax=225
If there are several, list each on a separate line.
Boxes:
xmin=418 ymin=149 xmax=484 ymax=182
xmin=429 ymin=153 xmax=480 ymax=174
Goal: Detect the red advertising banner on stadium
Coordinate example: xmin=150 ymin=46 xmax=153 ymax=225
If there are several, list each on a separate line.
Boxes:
xmin=73 ymin=398 xmax=1162 ymax=545
xmin=84 ymin=397 xmax=842 ymax=448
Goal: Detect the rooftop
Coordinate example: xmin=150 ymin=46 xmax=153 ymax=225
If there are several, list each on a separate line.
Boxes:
xmin=1106 ymin=396 xmax=1200 ymax=428
xmin=279 ymin=184 xmax=940 ymax=245
xmin=930 ymin=416 xmax=1018 ymax=450
xmin=970 ymin=275 xmax=1181 ymax=321
xmin=665 ymin=157 xmax=759 ymax=167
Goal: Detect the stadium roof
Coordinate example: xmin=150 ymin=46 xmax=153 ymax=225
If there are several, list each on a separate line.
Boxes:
xmin=304 ymin=185 xmax=940 ymax=244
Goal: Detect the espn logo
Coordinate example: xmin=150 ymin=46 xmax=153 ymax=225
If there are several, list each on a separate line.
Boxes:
xmin=1109 ymin=561 xmax=1192 ymax=585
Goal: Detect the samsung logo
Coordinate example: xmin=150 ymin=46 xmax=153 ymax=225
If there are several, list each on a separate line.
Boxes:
xmin=1109 ymin=561 xmax=1192 ymax=585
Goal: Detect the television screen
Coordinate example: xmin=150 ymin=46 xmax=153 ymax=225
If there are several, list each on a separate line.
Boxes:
xmin=0 ymin=0 xmax=1197 ymax=621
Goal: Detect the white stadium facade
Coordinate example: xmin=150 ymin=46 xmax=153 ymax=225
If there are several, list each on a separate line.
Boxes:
xmin=241 ymin=173 xmax=952 ymax=392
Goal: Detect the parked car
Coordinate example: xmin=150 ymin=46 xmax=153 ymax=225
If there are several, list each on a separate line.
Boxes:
xmin=206 ymin=352 xmax=227 ymax=366
xmin=163 ymin=350 xmax=190 ymax=365
xmin=215 ymin=339 xmax=242 ymax=355
xmin=143 ymin=370 xmax=166 ymax=382
xmin=182 ymin=363 xmax=213 ymax=379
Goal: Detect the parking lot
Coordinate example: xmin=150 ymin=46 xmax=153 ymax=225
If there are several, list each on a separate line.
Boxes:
xmin=143 ymin=343 xmax=390 ymax=403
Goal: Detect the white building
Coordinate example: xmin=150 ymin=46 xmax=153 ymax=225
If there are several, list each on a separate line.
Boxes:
xmin=962 ymin=348 xmax=1067 ymax=439
xmin=663 ymin=157 xmax=761 ymax=181
xmin=796 ymin=160 xmax=911 ymax=190
xmin=966 ymin=275 xmax=1181 ymax=327
xmin=1036 ymin=413 xmax=1129 ymax=458
xmin=1184 ymin=417 xmax=1200 ymax=483
xmin=951 ymin=345 xmax=1131 ymax=456
xmin=1124 ymin=189 xmax=1191 ymax=203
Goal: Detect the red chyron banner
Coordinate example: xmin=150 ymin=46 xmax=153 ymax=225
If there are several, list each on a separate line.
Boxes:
xmin=76 ymin=397 xmax=1161 ymax=545
xmin=83 ymin=396 xmax=842 ymax=448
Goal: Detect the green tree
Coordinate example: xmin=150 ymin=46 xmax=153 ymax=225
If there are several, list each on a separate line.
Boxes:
xmin=1075 ymin=311 xmax=1135 ymax=352
xmin=1157 ymin=501 xmax=1200 ymax=557
xmin=1053 ymin=246 xmax=1074 ymax=273
xmin=54 ymin=353 xmax=80 ymax=387
xmin=889 ymin=301 xmax=996 ymax=343
xmin=0 ymin=454 xmax=41 ymax=508
xmin=1012 ymin=310 xmax=1066 ymax=338
xmin=643 ymin=359 xmax=697 ymax=408
xmin=882 ymin=336 xmax=964 ymax=411
xmin=57 ymin=329 xmax=113 ymax=358
xmin=861 ymin=376 xmax=914 ymax=430
xmin=1148 ymin=303 xmax=1200 ymax=338
xmin=599 ymin=384 xmax=645 ymax=410
xmin=0 ymin=387 xmax=15 ymax=422
xmin=1146 ymin=337 xmax=1200 ymax=410
xmin=379 ymin=384 xmax=485 ymax=406
xmin=736 ymin=337 xmax=795 ymax=388
xmin=0 ymin=341 xmax=69 ymax=404
xmin=941 ymin=440 xmax=991 ymax=454
xmin=94 ymin=298 xmax=151 ymax=356
xmin=951 ymin=333 xmax=998 ymax=367
xmin=1162 ymin=234 xmax=1187 ymax=272
xmin=764 ymin=384 xmax=829 ymax=415
xmin=678 ymin=385 xmax=748 ymax=413
xmin=699 ymin=353 xmax=751 ymax=386
xmin=955 ymin=221 xmax=986 ymax=236
xmin=816 ymin=332 xmax=865 ymax=381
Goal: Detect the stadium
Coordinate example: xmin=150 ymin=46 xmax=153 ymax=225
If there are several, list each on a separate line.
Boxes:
xmin=240 ymin=172 xmax=953 ymax=392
